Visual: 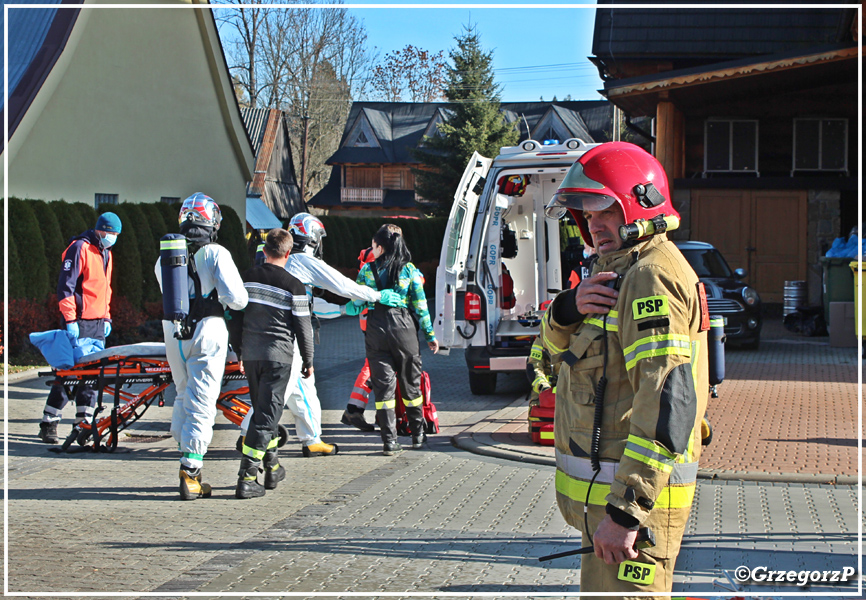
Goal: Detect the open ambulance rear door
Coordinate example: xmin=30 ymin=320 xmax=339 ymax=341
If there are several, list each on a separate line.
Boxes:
xmin=434 ymin=151 xmax=492 ymax=351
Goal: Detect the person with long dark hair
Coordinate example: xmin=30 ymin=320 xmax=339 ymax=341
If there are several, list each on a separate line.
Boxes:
xmin=353 ymin=224 xmax=438 ymax=455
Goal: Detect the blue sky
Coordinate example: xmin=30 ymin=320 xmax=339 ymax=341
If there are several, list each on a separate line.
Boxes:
xmin=341 ymin=2 xmax=603 ymax=102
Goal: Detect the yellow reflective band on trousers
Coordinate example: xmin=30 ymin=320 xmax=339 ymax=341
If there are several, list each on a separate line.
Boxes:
xmin=623 ymin=333 xmax=691 ymax=371
xmin=403 ymin=395 xmax=423 ymax=407
xmin=242 ymin=444 xmax=266 ymax=460
xmin=376 ymin=398 xmax=396 ymax=410
xmin=267 ymin=437 xmax=279 ymax=450
xmin=618 ymin=560 xmax=656 ymax=585
xmin=556 ymin=470 xmax=696 ymax=509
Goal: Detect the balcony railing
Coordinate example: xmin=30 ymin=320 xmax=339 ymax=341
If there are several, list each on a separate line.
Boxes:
xmin=341 ymin=188 xmax=384 ymax=203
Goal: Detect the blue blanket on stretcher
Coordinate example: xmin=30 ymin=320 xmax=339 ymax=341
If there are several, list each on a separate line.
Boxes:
xmin=29 ymin=330 xmax=105 ymax=369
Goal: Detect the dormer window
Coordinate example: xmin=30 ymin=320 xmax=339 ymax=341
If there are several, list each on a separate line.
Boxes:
xmin=531 ymin=109 xmax=570 ymax=144
xmin=345 ymin=114 xmax=379 ymax=148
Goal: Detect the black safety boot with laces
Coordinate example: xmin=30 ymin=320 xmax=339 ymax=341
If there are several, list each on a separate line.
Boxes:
xmin=341 ymin=406 xmax=375 ymax=432
xmin=38 ymin=422 xmax=59 ymax=444
xmin=263 ymin=450 xmax=286 ymax=490
xmin=383 ymin=441 xmax=403 ymax=456
xmin=235 ymin=458 xmax=265 ymax=499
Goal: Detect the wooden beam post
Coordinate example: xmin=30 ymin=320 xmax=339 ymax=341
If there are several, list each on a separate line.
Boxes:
xmin=655 ymin=100 xmax=685 ymax=188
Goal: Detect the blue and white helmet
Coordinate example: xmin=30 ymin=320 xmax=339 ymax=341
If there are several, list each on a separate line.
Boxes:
xmin=179 ymin=192 xmax=222 ymax=230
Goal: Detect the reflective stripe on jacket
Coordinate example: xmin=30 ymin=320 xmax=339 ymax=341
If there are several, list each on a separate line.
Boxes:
xmin=546 ymin=234 xmax=709 ymax=559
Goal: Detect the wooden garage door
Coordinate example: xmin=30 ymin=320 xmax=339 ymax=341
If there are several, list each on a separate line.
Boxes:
xmin=691 ymin=189 xmax=807 ymax=303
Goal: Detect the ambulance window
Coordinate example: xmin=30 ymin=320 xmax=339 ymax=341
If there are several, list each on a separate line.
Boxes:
xmin=446 ymin=204 xmax=466 ymax=269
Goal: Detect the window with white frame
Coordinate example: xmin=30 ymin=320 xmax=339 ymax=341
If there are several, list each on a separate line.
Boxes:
xmin=703 ymin=119 xmax=759 ymax=175
xmin=94 ymin=193 xmax=118 ymax=208
xmin=793 ymin=118 xmax=848 ymax=173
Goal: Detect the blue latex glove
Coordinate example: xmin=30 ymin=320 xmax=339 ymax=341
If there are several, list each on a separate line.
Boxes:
xmin=379 ymin=289 xmax=403 ymax=307
xmin=343 ymin=301 xmax=363 ymax=316
xmin=66 ymin=322 xmax=80 ymax=339
xmin=104 ymin=321 xmax=112 ymax=338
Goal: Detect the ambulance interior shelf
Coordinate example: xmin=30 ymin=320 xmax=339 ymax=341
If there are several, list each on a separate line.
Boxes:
xmin=489 ymin=170 xmax=561 ymax=345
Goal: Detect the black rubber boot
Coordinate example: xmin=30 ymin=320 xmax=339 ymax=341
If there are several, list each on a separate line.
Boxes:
xmin=263 ymin=450 xmax=286 ymax=490
xmin=411 ymin=432 xmax=427 ymax=449
xmin=235 ymin=457 xmax=265 ymax=499
xmin=38 ymin=422 xmax=59 ymax=444
xmin=341 ymin=405 xmax=375 ymax=432
xmin=383 ymin=441 xmax=403 ymax=456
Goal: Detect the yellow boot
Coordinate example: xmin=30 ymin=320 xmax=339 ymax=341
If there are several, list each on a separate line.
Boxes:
xmin=179 ymin=467 xmax=212 ymax=500
xmin=302 ymin=440 xmax=339 ymax=457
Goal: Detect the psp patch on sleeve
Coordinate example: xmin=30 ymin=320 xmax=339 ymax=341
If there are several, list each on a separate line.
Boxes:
xmin=632 ymin=295 xmax=669 ymax=320
xmin=617 ymin=560 xmax=656 ymax=585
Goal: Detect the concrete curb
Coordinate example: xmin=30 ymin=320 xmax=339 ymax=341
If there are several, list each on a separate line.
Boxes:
xmin=4 ymin=367 xmax=44 ymax=383
xmin=451 ymin=403 xmax=863 ymax=486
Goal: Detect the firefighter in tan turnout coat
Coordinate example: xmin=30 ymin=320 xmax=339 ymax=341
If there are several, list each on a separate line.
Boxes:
xmin=542 ymin=142 xmax=709 ymax=597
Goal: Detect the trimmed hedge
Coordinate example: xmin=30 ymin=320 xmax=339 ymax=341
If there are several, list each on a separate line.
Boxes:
xmin=218 ymin=204 xmax=250 ymax=273
xmin=317 ymin=215 xmax=446 ymax=270
xmin=99 ymin=203 xmax=143 ymax=311
xmin=28 ymin=200 xmax=66 ymax=289
xmin=49 ymin=200 xmax=89 ymax=245
xmin=8 ymin=198 xmax=50 ymax=299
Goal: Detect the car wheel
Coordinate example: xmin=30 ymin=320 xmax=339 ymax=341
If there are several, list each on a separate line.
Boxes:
xmin=468 ymin=371 xmax=497 ymax=395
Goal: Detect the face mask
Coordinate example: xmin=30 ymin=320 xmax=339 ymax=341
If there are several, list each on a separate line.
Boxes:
xmin=100 ymin=233 xmax=118 ymax=248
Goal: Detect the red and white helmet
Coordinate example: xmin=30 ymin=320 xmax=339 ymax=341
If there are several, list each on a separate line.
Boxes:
xmin=545 ymin=142 xmax=679 ymax=247
xmin=179 ymin=192 xmax=222 ymax=230
xmin=287 ymin=212 xmax=326 ymax=252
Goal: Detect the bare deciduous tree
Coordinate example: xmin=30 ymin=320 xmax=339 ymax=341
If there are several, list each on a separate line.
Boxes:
xmin=371 ymin=45 xmax=447 ymax=102
xmin=215 ymin=0 xmax=375 ymax=201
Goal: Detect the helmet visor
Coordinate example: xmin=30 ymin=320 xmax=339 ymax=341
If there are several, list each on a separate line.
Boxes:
xmin=545 ymin=161 xmax=616 ymax=219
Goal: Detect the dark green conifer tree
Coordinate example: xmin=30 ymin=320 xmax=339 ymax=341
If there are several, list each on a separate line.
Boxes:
xmin=28 ymin=200 xmax=66 ymax=292
xmin=413 ymin=24 xmax=518 ymax=215
xmin=217 ymin=205 xmax=250 ymax=273
xmin=8 ymin=198 xmax=50 ymax=299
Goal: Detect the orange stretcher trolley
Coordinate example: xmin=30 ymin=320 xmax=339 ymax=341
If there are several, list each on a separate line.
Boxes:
xmin=39 ymin=342 xmax=261 ymax=453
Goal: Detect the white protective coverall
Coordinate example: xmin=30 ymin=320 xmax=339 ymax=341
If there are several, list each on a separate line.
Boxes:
xmin=155 ymin=244 xmax=248 ymax=469
xmin=240 ymin=247 xmax=380 ymax=445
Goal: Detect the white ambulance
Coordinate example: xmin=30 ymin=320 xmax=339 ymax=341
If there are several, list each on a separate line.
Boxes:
xmin=434 ymin=138 xmax=600 ymax=394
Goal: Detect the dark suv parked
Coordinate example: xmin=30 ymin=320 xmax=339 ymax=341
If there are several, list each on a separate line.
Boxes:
xmin=674 ymin=241 xmax=762 ymax=349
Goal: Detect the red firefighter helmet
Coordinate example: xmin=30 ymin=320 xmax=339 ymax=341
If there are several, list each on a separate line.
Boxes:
xmin=545 ymin=142 xmax=679 ymax=247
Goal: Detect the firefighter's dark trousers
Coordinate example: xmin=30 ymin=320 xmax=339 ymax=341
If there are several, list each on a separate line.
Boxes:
xmin=242 ymin=360 xmax=292 ymax=464
xmin=42 ymin=382 xmax=98 ymax=424
xmin=365 ymin=306 xmax=424 ymax=444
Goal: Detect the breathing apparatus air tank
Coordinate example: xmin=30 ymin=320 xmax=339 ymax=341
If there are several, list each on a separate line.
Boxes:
xmin=160 ymin=234 xmax=190 ymax=339
xmin=707 ymin=315 xmax=726 ymax=393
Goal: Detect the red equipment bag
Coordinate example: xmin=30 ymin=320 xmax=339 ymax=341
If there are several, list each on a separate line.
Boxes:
xmin=528 ymin=404 xmax=555 ymax=446
xmin=395 ymin=371 xmax=439 ymax=436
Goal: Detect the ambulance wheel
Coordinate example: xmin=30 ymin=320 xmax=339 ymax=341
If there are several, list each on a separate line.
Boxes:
xmin=468 ymin=371 xmax=497 ymax=395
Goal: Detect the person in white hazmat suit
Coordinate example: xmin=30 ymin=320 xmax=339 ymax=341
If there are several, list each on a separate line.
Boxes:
xmin=156 ymin=193 xmax=249 ymax=500
xmin=239 ymin=213 xmax=402 ymax=456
